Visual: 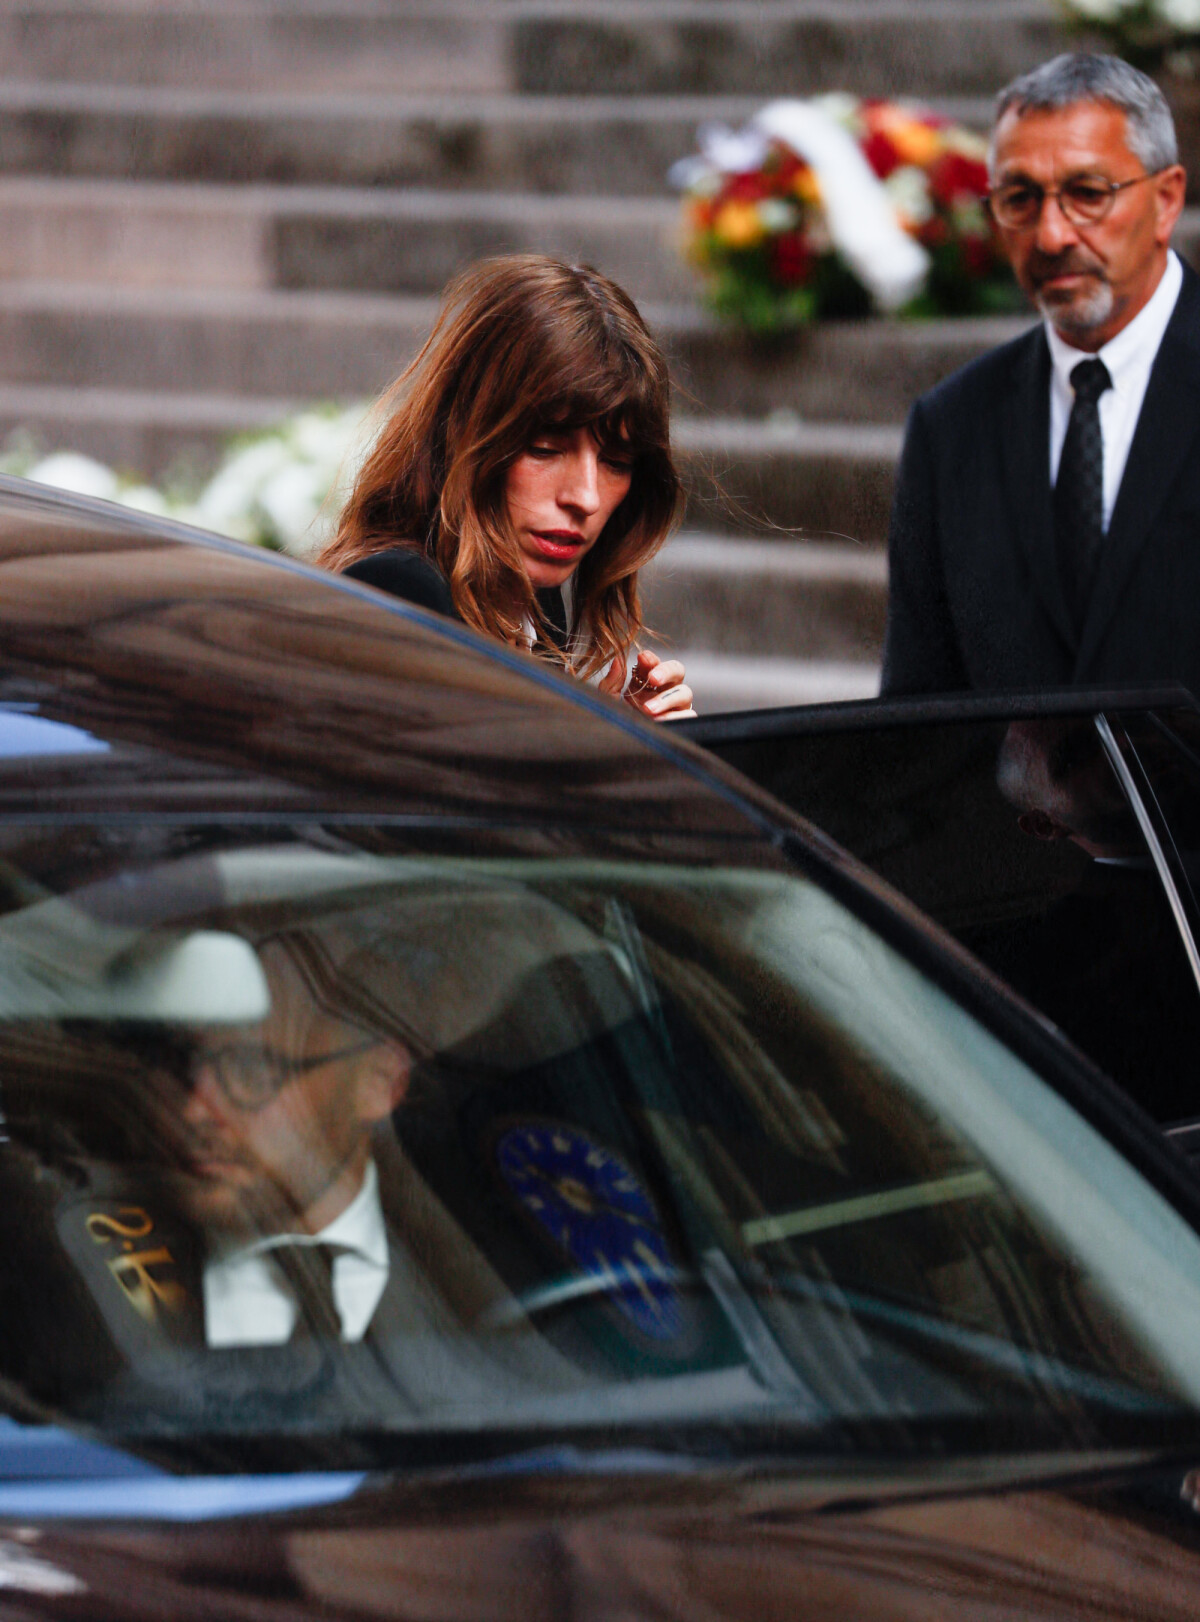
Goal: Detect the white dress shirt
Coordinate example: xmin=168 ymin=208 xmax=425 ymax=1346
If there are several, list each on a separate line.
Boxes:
xmin=203 ymin=1159 xmax=390 ymax=1348
xmin=1047 ymin=249 xmax=1183 ymax=531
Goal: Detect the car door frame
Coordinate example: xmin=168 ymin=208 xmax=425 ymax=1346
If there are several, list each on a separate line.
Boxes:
xmin=681 ymin=684 xmax=1200 ymax=1172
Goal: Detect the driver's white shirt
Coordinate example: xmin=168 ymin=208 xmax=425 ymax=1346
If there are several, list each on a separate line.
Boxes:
xmin=202 ymin=1159 xmax=390 ymax=1347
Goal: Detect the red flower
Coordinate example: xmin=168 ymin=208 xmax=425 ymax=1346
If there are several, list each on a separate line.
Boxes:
xmin=686 ymin=197 xmax=716 ymax=232
xmin=724 ymin=171 xmax=769 ymax=203
xmin=962 ymin=235 xmax=994 ymax=276
xmin=771 ymin=231 xmax=813 ymax=287
xmin=767 ymin=147 xmax=804 ymax=192
xmin=929 ymin=151 xmax=989 ymax=207
xmin=861 ymin=130 xmax=902 ymax=179
xmin=919 ymin=216 xmax=950 ymax=248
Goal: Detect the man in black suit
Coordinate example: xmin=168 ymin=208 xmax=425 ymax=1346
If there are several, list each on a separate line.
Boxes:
xmin=881 ymin=54 xmax=1193 ymax=695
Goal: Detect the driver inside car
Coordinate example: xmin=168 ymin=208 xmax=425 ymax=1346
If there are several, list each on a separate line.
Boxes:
xmin=164 ymin=935 xmax=413 ymax=1347
xmin=8 ymin=922 xmax=585 ymax=1431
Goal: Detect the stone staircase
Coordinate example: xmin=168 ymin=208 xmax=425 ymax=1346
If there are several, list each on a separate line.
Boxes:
xmin=0 ymin=0 xmax=1104 ymax=708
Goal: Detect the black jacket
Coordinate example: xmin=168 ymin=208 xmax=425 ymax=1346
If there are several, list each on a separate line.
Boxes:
xmin=881 ymin=261 xmax=1200 ymax=696
xmin=345 ymin=548 xmax=569 ymax=646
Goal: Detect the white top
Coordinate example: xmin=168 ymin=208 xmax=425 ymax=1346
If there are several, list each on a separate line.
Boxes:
xmin=202 ymin=1159 xmax=390 ymax=1347
xmin=1047 ymin=249 xmax=1183 ymax=531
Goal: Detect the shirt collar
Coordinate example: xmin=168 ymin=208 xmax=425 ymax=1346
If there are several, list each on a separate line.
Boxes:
xmin=1045 ymin=249 xmax=1182 ymax=395
xmin=223 ymin=1158 xmax=389 ymax=1272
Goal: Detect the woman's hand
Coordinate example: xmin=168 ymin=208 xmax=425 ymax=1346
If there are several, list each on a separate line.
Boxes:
xmin=602 ymin=649 xmax=696 ymax=721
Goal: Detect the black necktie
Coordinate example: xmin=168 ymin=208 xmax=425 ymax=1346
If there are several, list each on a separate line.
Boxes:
xmin=1054 ymin=356 xmax=1112 ymax=632
xmin=270 ymin=1242 xmax=346 ymax=1342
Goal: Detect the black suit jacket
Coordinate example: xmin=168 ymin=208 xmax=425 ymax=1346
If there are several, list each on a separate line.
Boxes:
xmin=881 ymin=261 xmax=1200 ymax=695
xmin=344 ymin=547 xmax=458 ymax=618
xmin=345 ymin=547 xmax=569 ymax=646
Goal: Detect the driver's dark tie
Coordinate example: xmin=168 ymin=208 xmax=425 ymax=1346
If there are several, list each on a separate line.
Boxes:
xmin=270 ymin=1242 xmax=346 ymax=1342
xmin=1054 ymin=356 xmax=1112 ymax=634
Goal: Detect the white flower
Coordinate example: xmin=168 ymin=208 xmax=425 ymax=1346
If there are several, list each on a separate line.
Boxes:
xmin=192 ymin=438 xmax=293 ymax=541
xmin=694 ymin=120 xmax=772 ymax=174
xmin=257 ymin=462 xmax=329 ymax=556
xmin=1159 ymin=0 xmax=1200 ymax=29
xmin=289 ymin=406 xmax=355 ymax=464
xmin=809 ymin=93 xmax=863 ymax=134
xmin=667 ymin=155 xmax=719 ymax=192
xmin=183 ymin=405 xmax=369 ymax=553
xmin=116 ymin=484 xmax=170 ymax=517
xmin=757 ymin=197 xmax=799 ymax=232
xmin=885 ymin=165 xmax=935 ymax=227
xmin=13 ymin=402 xmax=372 ymax=556
xmin=27 ymin=453 xmax=118 ymax=502
xmin=1068 ymin=0 xmax=1132 ymax=18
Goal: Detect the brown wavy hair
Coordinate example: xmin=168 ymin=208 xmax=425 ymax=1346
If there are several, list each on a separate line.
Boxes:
xmin=318 ymin=255 xmax=683 ymax=677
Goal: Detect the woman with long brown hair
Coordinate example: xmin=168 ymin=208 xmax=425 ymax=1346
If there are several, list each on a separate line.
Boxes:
xmin=319 ymin=254 xmax=695 ymax=719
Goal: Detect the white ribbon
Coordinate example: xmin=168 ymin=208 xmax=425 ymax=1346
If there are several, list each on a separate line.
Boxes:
xmin=751 ymin=99 xmax=930 ymax=311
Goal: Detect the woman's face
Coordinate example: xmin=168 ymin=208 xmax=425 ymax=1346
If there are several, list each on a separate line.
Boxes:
xmin=504 ymin=425 xmax=634 ymax=590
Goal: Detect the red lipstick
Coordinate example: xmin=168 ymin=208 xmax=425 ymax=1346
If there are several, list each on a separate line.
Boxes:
xmin=530 ymin=530 xmax=586 ymax=560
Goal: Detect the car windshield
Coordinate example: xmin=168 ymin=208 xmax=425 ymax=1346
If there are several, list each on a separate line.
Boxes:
xmin=1 ymin=822 xmax=1199 ymax=1470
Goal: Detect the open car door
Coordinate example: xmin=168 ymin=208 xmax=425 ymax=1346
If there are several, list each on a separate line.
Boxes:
xmin=684 ymin=688 xmax=1200 ymax=1158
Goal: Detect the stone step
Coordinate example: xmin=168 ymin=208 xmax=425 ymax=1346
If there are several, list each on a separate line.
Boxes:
xmin=0 ymin=83 xmax=994 ymax=194
xmin=675 ymin=416 xmax=900 ymax=542
xmin=642 ymin=532 xmax=885 ymax=661
xmin=511 ymin=0 xmax=1062 ymax=98
xmin=676 ymin=651 xmax=878 ymax=714
xmin=0 ymin=177 xmax=693 ymax=304
xmin=0 ymin=283 xmax=1033 ymax=423
xmin=0 ymin=381 xmax=303 ymax=482
xmin=0 ymin=284 xmax=436 ymax=403
xmin=0 ymin=381 xmax=903 ymax=543
xmin=668 ymin=308 xmax=1035 ymax=422
xmin=8 ymin=174 xmax=1199 ymax=311
xmin=0 ymin=2 xmax=1063 ymax=99
xmin=0 ymin=3 xmax=510 ymax=94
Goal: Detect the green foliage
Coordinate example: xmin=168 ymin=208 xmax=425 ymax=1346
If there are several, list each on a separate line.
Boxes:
xmin=1057 ymin=1 xmax=1200 ymax=75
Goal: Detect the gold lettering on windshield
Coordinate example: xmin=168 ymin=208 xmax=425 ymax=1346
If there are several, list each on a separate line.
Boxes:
xmin=86 ymin=1209 xmax=153 ymax=1243
xmin=87 ymin=1207 xmax=185 ymax=1320
xmin=104 ymin=1248 xmax=186 ymax=1321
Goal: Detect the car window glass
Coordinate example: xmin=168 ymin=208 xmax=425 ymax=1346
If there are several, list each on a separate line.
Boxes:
xmin=1117 ymin=709 xmax=1200 ymax=934
xmin=0 ymin=826 xmax=1199 ymax=1468
xmin=710 ymin=716 xmax=1200 ymax=1127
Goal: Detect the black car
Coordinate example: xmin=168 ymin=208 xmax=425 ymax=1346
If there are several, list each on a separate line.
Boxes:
xmin=688 ymin=690 xmax=1200 ymax=1153
xmin=1 ymin=475 xmax=1200 ymax=1620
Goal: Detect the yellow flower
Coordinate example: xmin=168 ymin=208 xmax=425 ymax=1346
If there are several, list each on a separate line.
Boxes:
xmin=876 ymin=108 xmax=943 ymax=168
xmin=792 ymin=168 xmax=823 ymax=206
xmin=714 ymin=200 xmax=766 ymax=248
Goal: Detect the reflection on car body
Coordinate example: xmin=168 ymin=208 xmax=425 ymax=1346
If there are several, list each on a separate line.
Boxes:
xmin=7 ymin=838 xmax=1191 ymax=1455
xmin=2 ymin=477 xmax=1200 ymax=1616
xmin=691 ymin=694 xmax=1200 ymax=1137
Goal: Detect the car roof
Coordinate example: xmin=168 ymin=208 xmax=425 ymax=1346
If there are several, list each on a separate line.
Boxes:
xmin=0 ymin=475 xmax=791 ymax=844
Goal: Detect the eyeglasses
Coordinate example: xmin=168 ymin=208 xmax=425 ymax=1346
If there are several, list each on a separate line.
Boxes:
xmin=987 ymin=169 xmax=1166 ymax=231
xmin=189 ymin=1038 xmax=374 ymax=1110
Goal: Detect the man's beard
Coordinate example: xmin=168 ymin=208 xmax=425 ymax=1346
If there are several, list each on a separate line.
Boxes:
xmin=1028 ymin=253 xmax=1115 ymax=339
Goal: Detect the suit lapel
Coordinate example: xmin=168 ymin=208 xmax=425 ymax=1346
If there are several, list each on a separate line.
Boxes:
xmin=998 ymin=328 xmax=1078 ymax=655
xmin=1077 ymin=263 xmax=1200 ymax=673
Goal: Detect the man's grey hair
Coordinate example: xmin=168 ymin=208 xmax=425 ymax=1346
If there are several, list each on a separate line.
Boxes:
xmin=991 ymin=53 xmax=1178 ymax=174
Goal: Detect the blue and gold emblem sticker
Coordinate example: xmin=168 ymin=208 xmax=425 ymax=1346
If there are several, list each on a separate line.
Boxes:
xmin=495 ymin=1120 xmax=682 ymax=1342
